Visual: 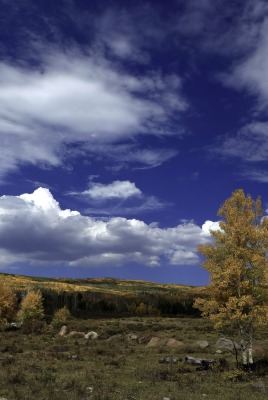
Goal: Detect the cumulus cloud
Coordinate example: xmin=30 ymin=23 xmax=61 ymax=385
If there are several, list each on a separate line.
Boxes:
xmin=201 ymin=220 xmax=220 ymax=235
xmin=0 ymin=50 xmax=186 ymax=178
xmin=70 ymin=180 xmax=170 ymax=216
xmin=0 ymin=188 xmax=213 ymax=269
xmin=82 ymin=181 xmax=142 ymax=200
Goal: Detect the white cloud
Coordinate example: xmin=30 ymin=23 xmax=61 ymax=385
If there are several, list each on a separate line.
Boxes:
xmin=127 ymin=148 xmax=179 ymax=169
xmin=239 ymin=168 xmax=268 ymax=183
xmin=222 ymin=19 xmax=268 ymax=107
xmin=211 ymin=122 xmax=268 ymax=162
xmin=0 ymin=51 xmax=186 ymax=177
xmin=82 ymin=144 xmax=179 ymax=170
xmin=70 ymin=180 xmax=170 ymax=216
xmin=214 ymin=12 xmax=268 ymax=163
xmin=0 ymin=188 xmax=212 ymax=269
xmin=201 ymin=220 xmax=220 ymax=235
xmin=84 ymin=195 xmax=171 ymax=217
xmin=82 ymin=181 xmax=142 ymax=200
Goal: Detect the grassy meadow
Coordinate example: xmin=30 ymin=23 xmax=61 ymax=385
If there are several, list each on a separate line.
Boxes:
xmin=1 ymin=316 xmax=268 ymax=400
xmin=1 ymin=273 xmax=268 ymax=399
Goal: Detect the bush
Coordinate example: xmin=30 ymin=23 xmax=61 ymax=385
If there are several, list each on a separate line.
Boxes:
xmin=51 ymin=306 xmax=72 ymax=327
xmin=222 ymin=369 xmax=249 ymax=382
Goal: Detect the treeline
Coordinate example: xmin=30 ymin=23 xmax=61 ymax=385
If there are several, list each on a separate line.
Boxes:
xmin=40 ymin=289 xmax=201 ymax=318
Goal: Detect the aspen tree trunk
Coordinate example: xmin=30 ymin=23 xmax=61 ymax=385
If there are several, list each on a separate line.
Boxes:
xmin=248 ymin=324 xmax=254 ymax=366
xmin=239 ymin=325 xmax=248 ymax=367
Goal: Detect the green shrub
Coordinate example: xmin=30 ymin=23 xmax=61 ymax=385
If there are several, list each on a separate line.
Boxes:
xmin=51 ymin=306 xmax=71 ymax=327
xmin=222 ymin=369 xmax=249 ymax=382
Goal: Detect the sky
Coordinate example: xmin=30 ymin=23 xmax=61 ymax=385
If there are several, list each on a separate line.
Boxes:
xmin=0 ymin=0 xmax=268 ymax=285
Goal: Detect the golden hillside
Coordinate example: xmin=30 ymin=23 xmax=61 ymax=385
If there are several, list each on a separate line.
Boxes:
xmin=0 ymin=272 xmax=206 ymax=296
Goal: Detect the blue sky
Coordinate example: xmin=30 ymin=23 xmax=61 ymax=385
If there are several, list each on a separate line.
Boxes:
xmin=0 ymin=0 xmax=268 ymax=285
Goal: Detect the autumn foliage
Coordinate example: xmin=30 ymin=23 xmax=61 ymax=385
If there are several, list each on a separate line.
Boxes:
xmin=17 ymin=290 xmax=44 ymax=323
xmin=51 ymin=306 xmax=71 ymax=327
xmin=195 ymin=189 xmax=268 ymax=366
xmin=0 ymin=282 xmax=17 ymax=324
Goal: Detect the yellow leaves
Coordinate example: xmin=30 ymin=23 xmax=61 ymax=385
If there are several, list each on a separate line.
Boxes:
xmin=0 ymin=282 xmax=17 ymax=324
xmin=252 ymin=305 xmax=268 ymax=325
xmin=17 ymin=289 xmax=44 ymax=323
xmin=51 ymin=306 xmax=71 ymax=327
xmin=195 ymin=189 xmax=268 ymax=332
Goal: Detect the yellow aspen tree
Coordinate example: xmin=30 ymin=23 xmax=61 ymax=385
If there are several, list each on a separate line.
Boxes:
xmin=0 ymin=282 xmax=17 ymax=324
xmin=194 ymin=189 xmax=268 ymax=368
xmin=17 ymin=289 xmax=44 ymax=328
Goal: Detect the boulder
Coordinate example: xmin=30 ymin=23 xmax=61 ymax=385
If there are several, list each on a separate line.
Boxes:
xmin=166 ymin=339 xmax=184 ymax=348
xmin=106 ymin=334 xmax=124 ymax=342
xmin=68 ymin=331 xmax=86 ymax=338
xmin=85 ymin=331 xmax=98 ymax=340
xmin=59 ymin=325 xmax=68 ymax=336
xmin=215 ymin=338 xmax=240 ymax=351
xmin=159 ymin=357 xmax=179 ymax=364
xmin=185 ymin=356 xmax=216 ymax=366
xmin=138 ymin=336 xmax=151 ymax=344
xmin=147 ymin=337 xmax=166 ymax=348
xmin=196 ymin=340 xmax=209 ymax=349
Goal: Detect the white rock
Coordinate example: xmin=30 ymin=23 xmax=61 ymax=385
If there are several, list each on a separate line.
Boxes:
xmin=85 ymin=331 xmax=98 ymax=340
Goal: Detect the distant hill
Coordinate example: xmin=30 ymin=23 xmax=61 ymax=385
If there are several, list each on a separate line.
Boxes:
xmin=0 ymin=273 xmax=206 ymax=317
xmin=0 ymin=272 xmax=205 ymax=295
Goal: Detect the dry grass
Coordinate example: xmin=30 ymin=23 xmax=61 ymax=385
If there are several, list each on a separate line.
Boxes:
xmin=0 ymin=317 xmax=268 ymax=399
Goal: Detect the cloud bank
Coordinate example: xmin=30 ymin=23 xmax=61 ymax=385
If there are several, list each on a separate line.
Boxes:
xmin=0 ymin=188 xmax=212 ymax=269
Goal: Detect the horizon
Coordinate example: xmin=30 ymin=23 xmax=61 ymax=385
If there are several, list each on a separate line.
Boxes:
xmin=0 ymin=271 xmax=204 ymax=288
xmin=0 ymin=0 xmax=268 ymax=285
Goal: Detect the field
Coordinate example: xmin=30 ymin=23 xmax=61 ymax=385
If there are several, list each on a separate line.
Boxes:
xmin=1 ymin=316 xmax=268 ymax=400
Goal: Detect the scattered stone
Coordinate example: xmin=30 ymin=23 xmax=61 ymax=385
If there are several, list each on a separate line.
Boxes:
xmin=59 ymin=325 xmax=68 ymax=336
xmin=125 ymin=333 xmax=138 ymax=342
xmin=85 ymin=331 xmax=98 ymax=340
xmin=68 ymin=331 xmax=86 ymax=338
xmin=196 ymin=340 xmax=209 ymax=349
xmin=138 ymin=336 xmax=151 ymax=344
xmin=215 ymin=338 xmax=240 ymax=351
xmin=106 ymin=334 xmax=124 ymax=342
xmin=86 ymin=387 xmax=93 ymax=393
xmin=166 ymin=338 xmax=184 ymax=348
xmin=163 ymin=397 xmax=170 ymax=400
xmin=159 ymin=357 xmax=179 ymax=364
xmin=185 ymin=356 xmax=216 ymax=365
xmin=215 ymin=350 xmax=222 ymax=354
xmin=147 ymin=337 xmax=166 ymax=348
